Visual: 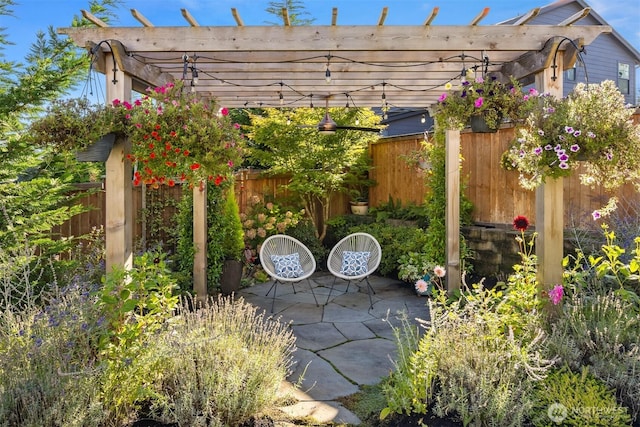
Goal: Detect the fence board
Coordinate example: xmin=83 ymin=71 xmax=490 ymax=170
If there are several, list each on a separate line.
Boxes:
xmin=54 ymin=112 xmax=639 ymax=240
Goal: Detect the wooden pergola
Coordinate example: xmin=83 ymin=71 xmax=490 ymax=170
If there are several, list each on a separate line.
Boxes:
xmin=59 ymin=5 xmax=609 ymax=301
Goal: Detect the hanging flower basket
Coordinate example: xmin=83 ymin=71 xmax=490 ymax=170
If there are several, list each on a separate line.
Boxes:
xmin=75 ymin=132 xmax=117 ymax=162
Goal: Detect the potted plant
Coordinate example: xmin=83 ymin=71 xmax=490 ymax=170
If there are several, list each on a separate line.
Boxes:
xmin=435 ymin=73 xmax=534 ymax=132
xmin=343 ymin=152 xmax=376 ymax=215
xmin=219 ymin=185 xmax=245 ymax=295
xmin=28 ymin=97 xmax=130 ymax=161
xmin=127 ymin=81 xmax=244 ymax=188
xmin=501 ymin=80 xmax=640 ymax=191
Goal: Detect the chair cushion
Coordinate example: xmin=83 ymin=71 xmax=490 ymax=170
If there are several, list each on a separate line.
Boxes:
xmin=270 ymin=253 xmax=304 ymax=278
xmin=339 ymin=251 xmax=371 ymax=276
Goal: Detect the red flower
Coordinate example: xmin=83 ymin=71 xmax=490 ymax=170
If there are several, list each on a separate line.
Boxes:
xmin=168 ymin=179 xmax=175 ymax=187
xmin=190 ymin=163 xmax=201 ymax=170
xmin=214 ymin=175 xmax=224 ymax=185
xmin=149 ymin=152 xmax=156 ymax=159
xmin=151 ymin=131 xmax=159 ymax=138
xmin=513 ymin=215 xmax=529 ymax=232
xmin=155 ymin=124 xmax=161 ymax=130
xmin=183 ymin=150 xmax=190 ymax=156
xmin=148 ymin=143 xmax=154 ymax=149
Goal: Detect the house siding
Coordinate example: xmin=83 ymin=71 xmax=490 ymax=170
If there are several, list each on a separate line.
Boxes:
xmin=526 ymin=2 xmax=638 ymax=104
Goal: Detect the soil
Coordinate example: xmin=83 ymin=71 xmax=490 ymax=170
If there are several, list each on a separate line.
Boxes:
xmin=361 ymin=412 xmax=462 ymax=427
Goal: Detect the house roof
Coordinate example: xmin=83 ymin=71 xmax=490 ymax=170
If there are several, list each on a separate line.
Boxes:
xmin=500 ymin=0 xmax=640 ymax=65
xmin=59 ymin=5 xmax=609 ymax=109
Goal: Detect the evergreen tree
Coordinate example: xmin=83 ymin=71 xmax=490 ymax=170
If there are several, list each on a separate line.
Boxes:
xmin=265 ymin=0 xmax=315 ymax=26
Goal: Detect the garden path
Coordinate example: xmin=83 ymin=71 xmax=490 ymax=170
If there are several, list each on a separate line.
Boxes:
xmin=238 ymin=272 xmax=429 ymax=425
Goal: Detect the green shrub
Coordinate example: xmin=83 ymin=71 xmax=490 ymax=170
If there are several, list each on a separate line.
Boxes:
xmin=529 ymin=366 xmax=632 ymax=426
xmin=0 ymin=251 xmax=296 ymax=426
xmin=546 ymin=291 xmax=640 ymax=422
xmin=382 ymin=284 xmax=553 ymax=426
xmin=151 ymin=296 xmax=296 ymax=426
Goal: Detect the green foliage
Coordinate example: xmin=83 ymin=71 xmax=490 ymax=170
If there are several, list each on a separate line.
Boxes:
xmin=343 ymin=222 xmax=431 ymax=276
xmin=285 ymin=218 xmax=327 ymax=265
xmin=545 ymin=291 xmax=640 ymax=421
xmin=368 ymin=196 xmax=429 ymax=226
xmin=150 ymin=295 xmax=296 ymax=426
xmin=221 ymin=187 xmax=245 ymax=261
xmin=529 ymin=366 xmax=632 ymax=427
xmin=175 ymin=183 xmax=232 ymax=294
xmin=383 ymin=285 xmax=553 ymax=426
xmin=0 ymin=253 xmax=296 ymax=426
xmin=423 ymin=128 xmax=474 ymax=266
xmin=137 ymin=186 xmax=180 ymax=253
xmin=94 ymin=250 xmax=179 ymax=421
xmin=247 ymin=106 xmax=381 ymax=241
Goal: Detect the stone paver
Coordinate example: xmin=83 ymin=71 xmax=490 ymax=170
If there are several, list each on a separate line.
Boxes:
xmin=238 ymin=272 xmax=427 ymax=425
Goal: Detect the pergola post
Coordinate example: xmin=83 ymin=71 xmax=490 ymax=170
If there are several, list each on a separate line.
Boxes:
xmin=535 ymin=56 xmax=564 ymax=287
xmin=104 ymin=53 xmax=133 ymax=274
xmin=445 ymin=129 xmax=461 ymax=293
xmin=193 ymin=183 xmax=208 ymax=305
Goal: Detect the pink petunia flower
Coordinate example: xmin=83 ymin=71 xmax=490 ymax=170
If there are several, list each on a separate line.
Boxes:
xmin=548 ymin=285 xmax=564 ymax=305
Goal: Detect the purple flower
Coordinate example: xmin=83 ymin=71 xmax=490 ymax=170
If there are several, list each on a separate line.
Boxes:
xmin=554 ymin=144 xmax=562 ymax=152
xmin=548 ymin=285 xmax=564 ymax=305
xmin=474 ymin=97 xmax=484 ymax=108
xmin=559 ymin=161 xmax=569 ymax=169
xmin=558 ymin=153 xmax=569 ymax=161
xmin=538 ymin=129 xmax=545 ymax=136
xmin=606 ymin=152 xmax=613 ymax=160
xmin=570 ymin=144 xmax=580 ymax=152
xmin=573 ymin=130 xmax=581 ymax=137
xmin=534 ymin=147 xmax=543 ymax=155
xmin=546 ymin=107 xmax=555 ymax=114
xmin=565 ymin=126 xmax=574 ymax=134
xmin=544 ymin=144 xmax=553 ymax=151
xmin=592 ymin=210 xmax=601 ymax=220
xmin=438 ymin=93 xmax=447 ymax=102
xmin=476 ymin=76 xmax=484 ymax=84
xmin=587 ymin=131 xmax=596 ymax=138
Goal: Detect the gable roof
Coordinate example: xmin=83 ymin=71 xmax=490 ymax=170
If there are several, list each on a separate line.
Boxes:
xmin=501 ymin=0 xmax=640 ymax=65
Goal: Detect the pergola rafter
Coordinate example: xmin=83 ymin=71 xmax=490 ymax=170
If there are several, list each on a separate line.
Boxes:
xmin=62 ymin=7 xmax=607 ymax=108
xmin=59 ymin=5 xmax=611 ymax=298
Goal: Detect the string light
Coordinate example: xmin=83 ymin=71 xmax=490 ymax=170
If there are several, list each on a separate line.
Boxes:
xmin=279 ymin=82 xmax=284 ymax=105
xmin=325 ymin=53 xmax=332 ymax=84
xmin=191 ymin=66 xmax=199 ymax=85
xmin=421 ymin=114 xmax=426 ymax=123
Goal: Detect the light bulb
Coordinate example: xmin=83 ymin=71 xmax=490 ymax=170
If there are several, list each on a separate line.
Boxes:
xmin=279 ymin=92 xmax=284 ymax=105
xmin=421 ymin=114 xmax=426 ymax=124
xmin=191 ymin=67 xmax=198 ymax=85
xmin=325 ymin=66 xmax=331 ymax=83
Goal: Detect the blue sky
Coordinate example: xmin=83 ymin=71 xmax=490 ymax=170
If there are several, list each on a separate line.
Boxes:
xmin=2 ymin=0 xmax=638 ymax=88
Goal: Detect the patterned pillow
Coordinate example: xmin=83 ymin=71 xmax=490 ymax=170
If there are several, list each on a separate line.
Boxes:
xmin=339 ymin=251 xmax=371 ymax=276
xmin=270 ymin=253 xmax=304 ymax=279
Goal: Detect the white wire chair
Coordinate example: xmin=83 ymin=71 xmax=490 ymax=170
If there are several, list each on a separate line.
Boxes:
xmin=326 ymin=232 xmax=382 ymax=309
xmin=259 ymin=234 xmax=318 ymax=312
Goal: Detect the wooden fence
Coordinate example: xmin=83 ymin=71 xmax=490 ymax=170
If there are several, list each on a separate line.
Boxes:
xmin=54 ymin=113 xmax=640 ymax=241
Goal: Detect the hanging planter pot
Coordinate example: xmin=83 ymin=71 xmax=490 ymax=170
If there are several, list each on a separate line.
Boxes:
xmin=469 ymin=114 xmax=499 ymax=133
xmin=75 ymin=133 xmax=116 ymax=162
